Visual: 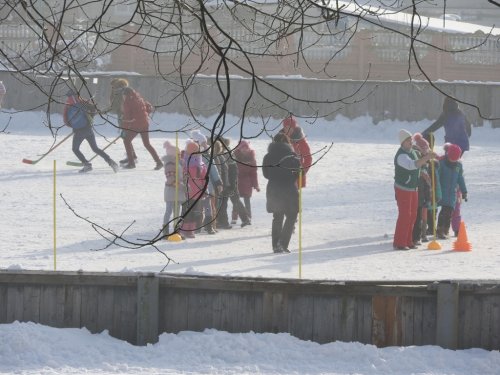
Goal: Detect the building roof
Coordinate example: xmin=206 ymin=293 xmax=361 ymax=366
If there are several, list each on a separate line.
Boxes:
xmin=336 ymin=1 xmax=500 ymax=36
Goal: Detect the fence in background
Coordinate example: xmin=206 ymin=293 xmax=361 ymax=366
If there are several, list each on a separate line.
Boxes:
xmin=1 ymin=270 xmax=499 ymax=349
xmin=0 ymin=71 xmax=499 ymax=128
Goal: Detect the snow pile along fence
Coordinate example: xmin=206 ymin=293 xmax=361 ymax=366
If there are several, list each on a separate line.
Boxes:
xmin=0 ymin=270 xmax=499 ymax=350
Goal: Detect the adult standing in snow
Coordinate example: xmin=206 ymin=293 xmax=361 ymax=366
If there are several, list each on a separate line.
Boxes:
xmin=393 ymin=129 xmax=436 ymax=250
xmin=422 ymin=97 xmax=472 ymax=155
xmin=262 ymin=133 xmax=301 ymax=253
xmin=0 ymin=80 xmax=6 ymax=108
xmin=63 ymin=90 xmax=119 ymax=173
xmin=280 ymin=115 xmax=312 ymax=188
xmin=422 ymin=97 xmax=471 ymax=238
xmin=107 ymin=78 xmax=136 ymax=165
xmin=120 ymin=87 xmax=163 ymax=170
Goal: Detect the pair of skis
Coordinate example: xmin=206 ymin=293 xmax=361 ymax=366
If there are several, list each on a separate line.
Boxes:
xmin=22 ymin=134 xmax=120 ymax=167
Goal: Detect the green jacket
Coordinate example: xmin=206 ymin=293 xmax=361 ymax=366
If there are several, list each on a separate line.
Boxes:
xmin=394 ymin=147 xmax=420 ymax=191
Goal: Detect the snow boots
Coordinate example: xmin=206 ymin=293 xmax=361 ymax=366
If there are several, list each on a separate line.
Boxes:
xmin=79 ymin=163 xmax=92 ymax=173
xmin=154 ymin=161 xmax=164 ymax=170
xmin=108 ymin=160 xmax=119 ymax=173
xmin=180 ymin=222 xmax=196 ymax=239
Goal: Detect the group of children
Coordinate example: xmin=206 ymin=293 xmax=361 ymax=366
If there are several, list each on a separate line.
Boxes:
xmin=161 ymin=131 xmax=260 ymax=239
xmin=410 ymin=132 xmax=468 ymax=246
xmin=161 ymin=115 xmax=313 ymax=244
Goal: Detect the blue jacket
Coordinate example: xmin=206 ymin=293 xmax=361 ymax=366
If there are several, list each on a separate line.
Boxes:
xmin=438 ymin=159 xmax=467 ymax=208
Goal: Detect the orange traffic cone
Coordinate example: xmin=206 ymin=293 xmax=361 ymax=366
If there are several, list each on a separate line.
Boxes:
xmin=453 ymin=221 xmax=472 ymax=252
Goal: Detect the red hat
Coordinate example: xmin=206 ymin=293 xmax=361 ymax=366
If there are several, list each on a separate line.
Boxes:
xmin=282 ymin=116 xmax=298 ymax=129
xmin=446 ymin=144 xmax=462 ymax=162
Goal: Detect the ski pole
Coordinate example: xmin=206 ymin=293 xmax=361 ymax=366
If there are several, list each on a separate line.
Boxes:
xmin=66 ymin=135 xmax=121 ymax=167
xmin=22 ymin=132 xmax=73 ymax=165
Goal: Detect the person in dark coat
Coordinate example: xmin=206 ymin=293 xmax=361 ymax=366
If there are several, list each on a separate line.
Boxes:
xmin=422 ymin=97 xmax=472 ymax=155
xmin=219 ymin=137 xmax=251 ymax=228
xmin=262 ymin=133 xmax=301 ymax=253
xmin=213 ymin=140 xmax=232 ymax=229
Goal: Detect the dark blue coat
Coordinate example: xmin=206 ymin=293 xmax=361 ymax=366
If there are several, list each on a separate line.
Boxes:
xmin=262 ymin=142 xmax=300 ymax=215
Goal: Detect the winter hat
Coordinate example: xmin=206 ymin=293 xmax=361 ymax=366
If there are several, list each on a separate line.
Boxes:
xmin=413 ymin=132 xmax=429 ymax=153
xmin=190 ymin=130 xmax=207 ymax=146
xmin=163 ymin=140 xmax=177 ymax=156
xmin=398 ymin=129 xmax=412 ymax=144
xmin=185 ymin=140 xmax=200 ymax=155
xmin=282 ymin=116 xmax=298 ymax=129
xmin=446 ymin=144 xmax=462 ymax=162
xmin=236 ymin=140 xmax=250 ymax=150
xmin=110 ymin=78 xmax=129 ymax=88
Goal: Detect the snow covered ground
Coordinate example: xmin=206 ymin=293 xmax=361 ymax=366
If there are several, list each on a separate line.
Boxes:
xmin=1 ymin=109 xmax=499 ymax=374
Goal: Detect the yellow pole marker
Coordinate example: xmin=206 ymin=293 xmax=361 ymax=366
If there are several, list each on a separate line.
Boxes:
xmin=427 ymin=132 xmax=441 ymax=250
xmin=298 ymin=169 xmax=303 ymax=279
xmin=168 ymin=133 xmax=182 ymax=242
xmin=53 ymin=160 xmax=57 ymax=270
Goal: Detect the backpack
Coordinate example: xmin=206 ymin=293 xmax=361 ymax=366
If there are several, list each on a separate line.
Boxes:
xmin=67 ymin=102 xmax=91 ymax=129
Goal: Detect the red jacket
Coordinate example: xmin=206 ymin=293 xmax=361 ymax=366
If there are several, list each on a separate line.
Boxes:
xmin=234 ymin=141 xmax=259 ymax=197
xmin=281 ymin=117 xmax=312 ymax=188
xmin=121 ymin=90 xmax=152 ymax=132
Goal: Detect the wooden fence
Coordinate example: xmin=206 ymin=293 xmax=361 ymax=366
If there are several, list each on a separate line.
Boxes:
xmin=1 ymin=270 xmax=499 ymax=350
xmin=1 ymin=71 xmax=499 ymax=128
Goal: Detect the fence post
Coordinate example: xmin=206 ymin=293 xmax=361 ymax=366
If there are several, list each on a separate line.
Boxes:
xmin=436 ymin=281 xmax=459 ymax=349
xmin=136 ymin=273 xmax=159 ymax=345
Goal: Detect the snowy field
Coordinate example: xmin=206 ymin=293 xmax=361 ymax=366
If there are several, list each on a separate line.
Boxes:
xmin=1 ymin=109 xmax=500 ymax=374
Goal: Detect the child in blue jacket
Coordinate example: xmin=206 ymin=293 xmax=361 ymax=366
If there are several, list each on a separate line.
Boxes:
xmin=436 ymin=144 xmax=467 ymax=239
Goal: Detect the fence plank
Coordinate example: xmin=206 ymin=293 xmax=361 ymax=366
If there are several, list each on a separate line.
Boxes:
xmin=400 ymin=296 xmax=414 ymax=346
xmin=97 ymin=286 xmax=115 ymax=334
xmin=80 ymin=286 xmax=99 ymax=333
xmin=137 ymin=275 xmax=159 ymax=345
xmin=358 ymin=296 xmax=373 ymax=344
xmin=312 ymin=296 xmax=336 ymax=344
xmin=6 ymin=284 xmax=24 ymax=323
xmin=0 ymin=284 xmax=7 ymax=323
xmin=22 ymin=285 xmax=41 ymax=323
xmin=436 ymin=282 xmax=459 ymax=349
xmin=270 ymin=292 xmax=288 ymax=334
xmin=421 ymin=297 xmax=436 ymax=345
xmin=63 ymin=285 xmax=82 ymax=328
xmin=288 ymin=294 xmax=314 ymax=341
xmin=160 ymin=288 xmax=188 ymax=333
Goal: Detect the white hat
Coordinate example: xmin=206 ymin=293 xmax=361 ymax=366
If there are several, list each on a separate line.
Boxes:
xmin=190 ymin=130 xmax=207 ymax=145
xmin=398 ymin=129 xmax=412 ymax=144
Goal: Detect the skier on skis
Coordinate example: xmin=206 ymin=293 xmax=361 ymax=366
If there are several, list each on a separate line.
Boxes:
xmin=63 ymin=89 xmax=118 ymax=173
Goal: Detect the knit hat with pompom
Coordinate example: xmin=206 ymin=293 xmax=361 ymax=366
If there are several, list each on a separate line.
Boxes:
xmin=163 ymin=140 xmax=177 ymax=156
xmin=446 ymin=144 xmax=462 ymax=162
xmin=185 ymin=140 xmax=200 ymax=155
xmin=413 ymin=132 xmax=430 ymax=154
